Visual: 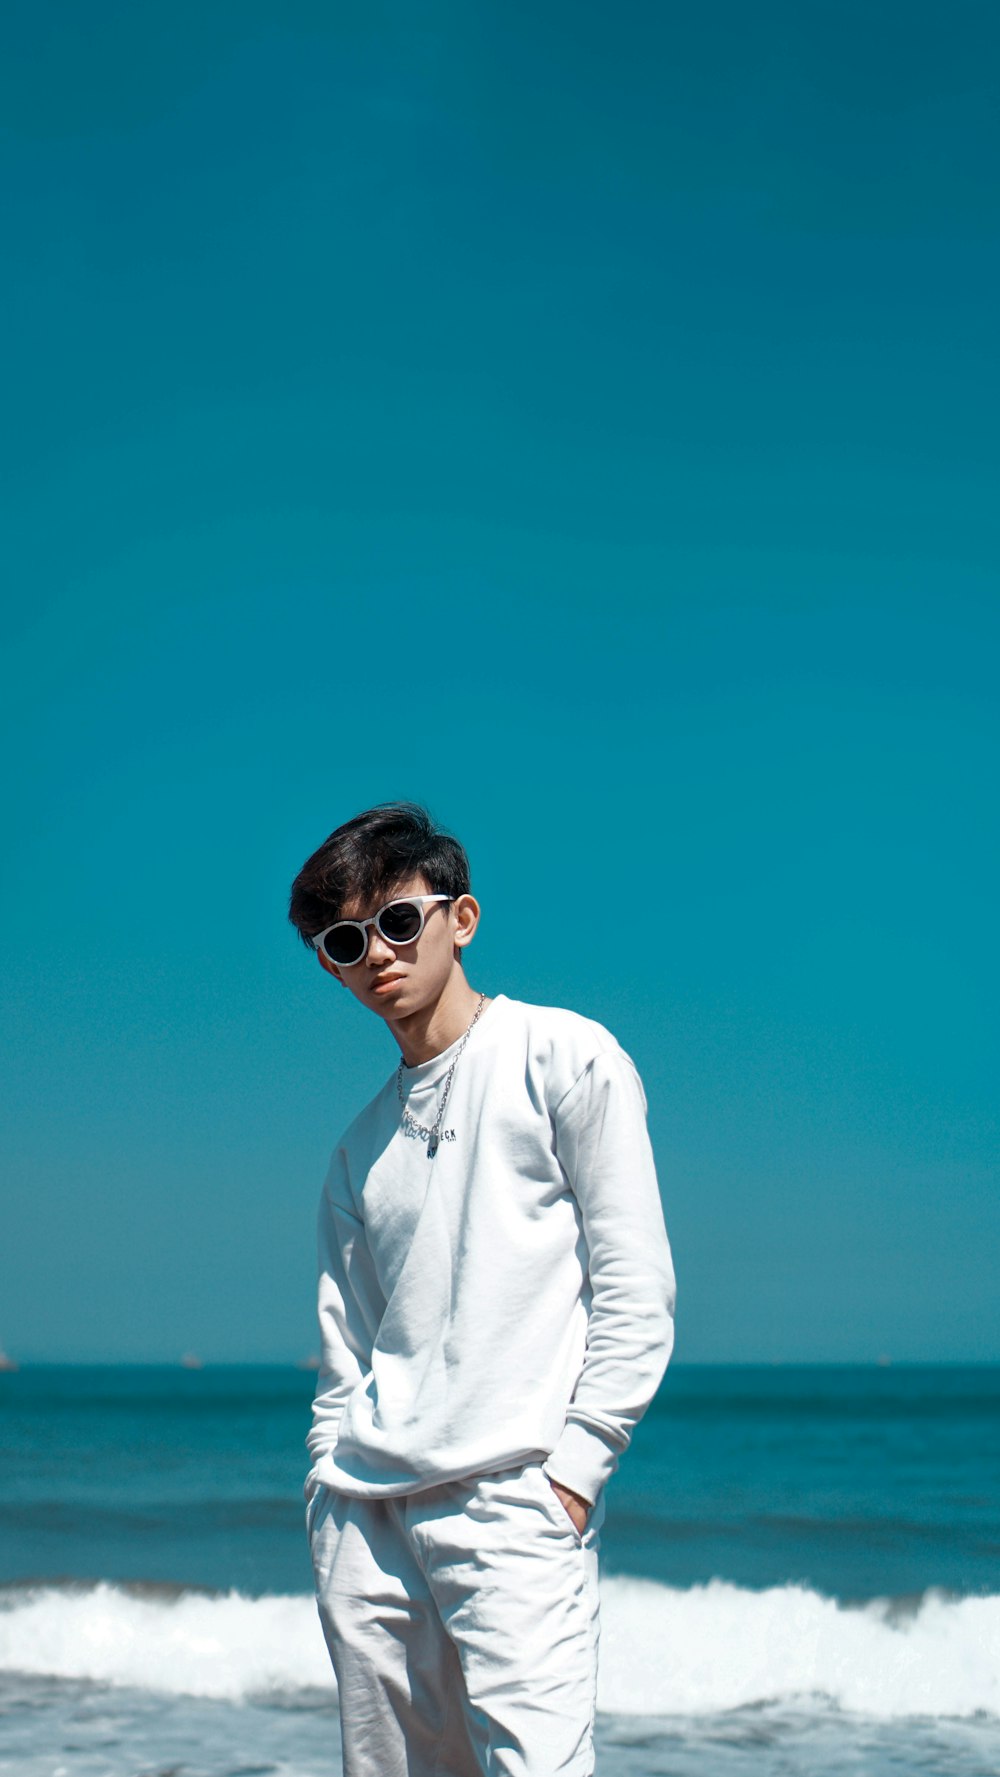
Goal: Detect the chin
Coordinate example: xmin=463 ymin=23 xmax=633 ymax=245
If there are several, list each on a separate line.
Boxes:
xmin=383 ymin=982 xmax=433 ymax=1015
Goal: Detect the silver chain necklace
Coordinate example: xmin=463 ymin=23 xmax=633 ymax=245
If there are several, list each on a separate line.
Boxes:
xmin=396 ymin=993 xmax=488 ymax=1158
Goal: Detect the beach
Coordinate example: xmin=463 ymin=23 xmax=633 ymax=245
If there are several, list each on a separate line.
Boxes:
xmin=2 ymin=1364 xmax=999 ymax=1775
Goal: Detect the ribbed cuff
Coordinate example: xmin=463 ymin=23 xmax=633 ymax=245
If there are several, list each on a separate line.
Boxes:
xmin=543 ymin=1419 xmax=621 ymax=1506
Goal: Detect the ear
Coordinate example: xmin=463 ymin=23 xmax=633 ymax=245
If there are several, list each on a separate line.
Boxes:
xmin=317 ymin=951 xmax=345 ymax=986
xmin=452 ymin=893 xmax=481 ymax=951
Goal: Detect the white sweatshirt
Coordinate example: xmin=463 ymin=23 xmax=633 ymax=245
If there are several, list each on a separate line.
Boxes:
xmin=305 ymin=993 xmax=676 ymax=1507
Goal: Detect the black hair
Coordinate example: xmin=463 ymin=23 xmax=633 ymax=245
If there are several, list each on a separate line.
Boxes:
xmin=288 ymin=802 xmax=471 ymax=949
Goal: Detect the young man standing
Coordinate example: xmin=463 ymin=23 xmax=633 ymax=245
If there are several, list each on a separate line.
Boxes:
xmin=289 ymin=802 xmax=676 ymax=1777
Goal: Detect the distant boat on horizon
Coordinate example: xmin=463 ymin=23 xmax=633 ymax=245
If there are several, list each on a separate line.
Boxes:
xmin=179 ymin=1352 xmax=204 ymax=1370
xmin=296 ymin=1354 xmax=321 ymax=1371
xmin=0 ymin=1349 xmax=18 ymax=1372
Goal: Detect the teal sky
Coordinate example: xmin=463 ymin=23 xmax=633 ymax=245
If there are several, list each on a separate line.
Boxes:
xmin=2 ymin=1 xmax=997 ymax=1364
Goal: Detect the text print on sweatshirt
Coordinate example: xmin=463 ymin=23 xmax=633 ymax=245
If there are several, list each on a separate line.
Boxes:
xmin=306 ymin=994 xmax=677 ymax=1507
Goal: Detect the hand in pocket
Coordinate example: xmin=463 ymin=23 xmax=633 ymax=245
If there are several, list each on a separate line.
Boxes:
xmin=547 ymin=1476 xmax=590 ymax=1536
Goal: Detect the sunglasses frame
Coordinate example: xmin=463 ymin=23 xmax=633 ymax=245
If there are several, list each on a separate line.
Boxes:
xmin=311 ymin=893 xmax=454 ymax=966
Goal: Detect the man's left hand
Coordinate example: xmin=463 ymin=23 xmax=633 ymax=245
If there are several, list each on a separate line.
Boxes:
xmin=547 ymin=1477 xmax=591 ymax=1536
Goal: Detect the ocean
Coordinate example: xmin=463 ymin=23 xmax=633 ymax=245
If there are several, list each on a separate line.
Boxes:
xmin=1 ymin=1363 xmax=998 ymax=1776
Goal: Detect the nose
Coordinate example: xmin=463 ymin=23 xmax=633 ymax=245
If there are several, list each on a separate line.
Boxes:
xmin=365 ymin=922 xmax=396 ymax=966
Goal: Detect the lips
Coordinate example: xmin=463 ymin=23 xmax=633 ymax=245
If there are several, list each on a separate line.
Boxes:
xmin=372 ymin=975 xmax=405 ymax=992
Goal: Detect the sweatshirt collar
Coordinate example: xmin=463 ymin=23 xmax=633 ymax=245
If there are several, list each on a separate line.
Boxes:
xmin=398 ymin=993 xmax=509 ymax=1091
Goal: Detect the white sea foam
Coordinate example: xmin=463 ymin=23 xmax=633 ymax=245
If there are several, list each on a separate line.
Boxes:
xmin=599 ymin=1576 xmax=1000 ymax=1720
xmin=0 ymin=1584 xmax=331 ymax=1702
xmin=0 ymin=1577 xmax=998 ymax=1719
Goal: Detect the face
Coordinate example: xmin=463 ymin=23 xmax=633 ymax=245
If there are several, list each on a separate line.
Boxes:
xmin=315 ymin=873 xmax=480 ymax=1021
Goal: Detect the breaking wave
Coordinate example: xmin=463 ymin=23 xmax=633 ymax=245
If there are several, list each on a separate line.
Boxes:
xmin=1 ymin=1576 xmax=998 ymax=1719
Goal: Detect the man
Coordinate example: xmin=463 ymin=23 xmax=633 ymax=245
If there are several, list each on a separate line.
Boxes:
xmin=288 ymin=801 xmax=676 ymax=1777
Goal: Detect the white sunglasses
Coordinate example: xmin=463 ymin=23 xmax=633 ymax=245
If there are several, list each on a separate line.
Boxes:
xmin=312 ymin=894 xmax=453 ymax=966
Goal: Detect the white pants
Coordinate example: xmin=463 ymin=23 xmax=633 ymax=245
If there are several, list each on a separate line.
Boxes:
xmin=307 ymin=1459 xmax=605 ymax=1777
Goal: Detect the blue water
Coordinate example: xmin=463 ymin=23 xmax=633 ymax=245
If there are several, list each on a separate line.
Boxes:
xmin=2 ymin=1364 xmax=999 ymax=1775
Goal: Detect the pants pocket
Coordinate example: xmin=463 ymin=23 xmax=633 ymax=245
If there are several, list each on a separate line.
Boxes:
xmin=530 ymin=1463 xmax=587 ymax=1547
xmin=305 ymin=1482 xmax=328 ymax=1541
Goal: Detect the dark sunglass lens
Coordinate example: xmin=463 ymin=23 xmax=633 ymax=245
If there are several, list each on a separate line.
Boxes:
xmin=324 ymin=925 xmax=365 ymax=965
xmin=378 ymin=901 xmax=422 ymax=943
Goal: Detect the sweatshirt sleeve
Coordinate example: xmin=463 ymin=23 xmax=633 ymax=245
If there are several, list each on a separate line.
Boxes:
xmin=543 ymin=1047 xmax=677 ymax=1505
xmin=304 ymin=1150 xmax=381 ymax=1499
